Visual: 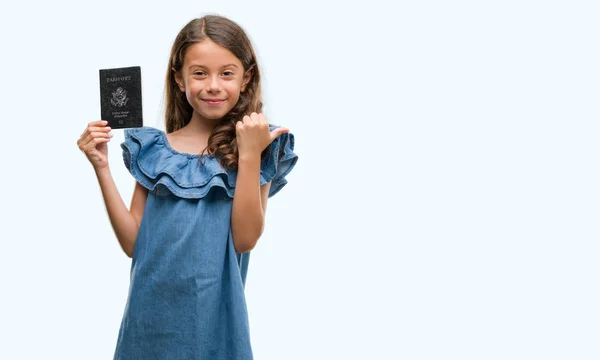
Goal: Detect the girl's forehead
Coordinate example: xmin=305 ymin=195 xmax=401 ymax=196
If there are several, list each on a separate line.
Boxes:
xmin=183 ymin=40 xmax=242 ymax=68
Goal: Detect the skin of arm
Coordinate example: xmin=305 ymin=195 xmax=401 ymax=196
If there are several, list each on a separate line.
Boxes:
xmin=231 ymin=152 xmax=271 ymax=254
xmin=96 ymin=167 xmax=148 ymax=258
xmin=230 ymin=112 xmax=288 ymax=254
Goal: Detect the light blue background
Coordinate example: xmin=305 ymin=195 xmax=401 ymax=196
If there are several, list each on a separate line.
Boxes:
xmin=0 ymin=0 xmax=598 ymax=359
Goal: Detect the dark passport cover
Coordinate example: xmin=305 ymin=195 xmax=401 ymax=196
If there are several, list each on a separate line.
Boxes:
xmin=99 ymin=66 xmax=143 ymax=129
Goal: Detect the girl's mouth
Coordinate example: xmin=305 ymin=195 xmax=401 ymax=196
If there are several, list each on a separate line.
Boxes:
xmin=202 ymin=99 xmax=225 ymax=106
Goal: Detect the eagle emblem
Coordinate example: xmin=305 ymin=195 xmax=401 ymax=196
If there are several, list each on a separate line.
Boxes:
xmin=110 ymin=87 xmax=129 ymax=107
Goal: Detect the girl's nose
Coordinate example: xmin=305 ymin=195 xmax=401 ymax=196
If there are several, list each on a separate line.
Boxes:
xmin=206 ymin=76 xmax=221 ymax=92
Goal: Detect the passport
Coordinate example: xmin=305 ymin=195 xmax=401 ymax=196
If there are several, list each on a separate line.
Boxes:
xmin=99 ymin=66 xmax=143 ymax=129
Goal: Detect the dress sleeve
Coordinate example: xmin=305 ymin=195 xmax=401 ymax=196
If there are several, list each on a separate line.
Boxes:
xmin=260 ymin=126 xmax=299 ymax=198
xmin=121 ymin=126 xmax=298 ymax=199
xmin=121 ymin=127 xmax=239 ymax=199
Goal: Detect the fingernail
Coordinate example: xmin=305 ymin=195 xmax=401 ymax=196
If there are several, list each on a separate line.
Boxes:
xmin=102 ymin=121 xmax=108 ymax=124
xmin=109 ymin=133 xmax=113 ymax=137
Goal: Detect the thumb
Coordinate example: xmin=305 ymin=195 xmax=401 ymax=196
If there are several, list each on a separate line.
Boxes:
xmin=269 ymin=127 xmax=290 ymax=142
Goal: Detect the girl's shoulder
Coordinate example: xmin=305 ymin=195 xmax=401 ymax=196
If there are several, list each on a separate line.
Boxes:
xmin=120 ymin=125 xmax=298 ymax=199
xmin=260 ymin=125 xmax=298 ymax=197
xmin=122 ymin=126 xmax=170 ymax=152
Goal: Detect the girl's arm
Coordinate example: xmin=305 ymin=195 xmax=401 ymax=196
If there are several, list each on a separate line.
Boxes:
xmin=95 ymin=168 xmax=148 ymax=258
xmin=78 ymin=121 xmax=146 ymax=258
xmin=231 ymin=153 xmax=271 ymax=254
xmin=232 ymin=112 xmax=288 ymax=253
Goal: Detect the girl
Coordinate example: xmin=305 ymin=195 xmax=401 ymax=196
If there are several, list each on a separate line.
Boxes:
xmin=77 ymin=15 xmax=298 ymax=360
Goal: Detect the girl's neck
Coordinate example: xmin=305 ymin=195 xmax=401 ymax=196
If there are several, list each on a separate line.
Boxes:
xmin=184 ymin=112 xmax=221 ymax=136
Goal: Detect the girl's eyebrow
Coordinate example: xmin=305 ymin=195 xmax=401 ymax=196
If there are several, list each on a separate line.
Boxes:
xmin=189 ymin=64 xmax=239 ymax=69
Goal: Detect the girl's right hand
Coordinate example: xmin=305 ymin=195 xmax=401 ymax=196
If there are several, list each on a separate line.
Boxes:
xmin=77 ymin=120 xmax=113 ymax=171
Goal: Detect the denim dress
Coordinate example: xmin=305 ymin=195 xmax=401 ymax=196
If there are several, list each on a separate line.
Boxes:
xmin=113 ymin=126 xmax=298 ymax=360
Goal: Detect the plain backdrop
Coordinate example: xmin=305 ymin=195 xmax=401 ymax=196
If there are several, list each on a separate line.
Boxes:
xmin=0 ymin=0 xmax=598 ymax=359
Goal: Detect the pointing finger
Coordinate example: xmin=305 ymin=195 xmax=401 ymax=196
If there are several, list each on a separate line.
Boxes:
xmin=270 ymin=127 xmax=290 ymax=141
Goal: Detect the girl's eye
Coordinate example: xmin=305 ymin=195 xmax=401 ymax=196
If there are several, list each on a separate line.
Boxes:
xmin=223 ymin=71 xmax=234 ymax=76
xmin=194 ymin=72 xmax=205 ymax=76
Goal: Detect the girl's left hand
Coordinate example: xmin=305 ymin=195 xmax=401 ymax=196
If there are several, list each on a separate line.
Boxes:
xmin=236 ymin=112 xmax=289 ymax=158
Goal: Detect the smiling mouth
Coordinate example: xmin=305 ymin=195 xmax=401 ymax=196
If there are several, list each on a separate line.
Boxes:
xmin=202 ymin=99 xmax=225 ymax=105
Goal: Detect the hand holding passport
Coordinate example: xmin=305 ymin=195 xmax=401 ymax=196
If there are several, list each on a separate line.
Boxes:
xmin=99 ymin=66 xmax=143 ymax=129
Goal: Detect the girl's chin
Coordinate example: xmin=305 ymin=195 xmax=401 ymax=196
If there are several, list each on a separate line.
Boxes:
xmin=193 ymin=109 xmax=230 ymax=121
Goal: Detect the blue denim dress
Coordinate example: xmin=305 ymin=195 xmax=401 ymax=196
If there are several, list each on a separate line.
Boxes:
xmin=113 ymin=126 xmax=298 ymax=360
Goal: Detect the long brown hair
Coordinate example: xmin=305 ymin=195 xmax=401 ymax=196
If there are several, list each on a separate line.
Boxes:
xmin=164 ymin=15 xmax=263 ymax=170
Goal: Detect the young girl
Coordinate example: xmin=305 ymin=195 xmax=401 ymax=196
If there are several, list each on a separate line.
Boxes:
xmin=77 ymin=15 xmax=298 ymax=359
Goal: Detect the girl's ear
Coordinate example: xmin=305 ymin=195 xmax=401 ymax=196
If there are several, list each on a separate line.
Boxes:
xmin=241 ymin=66 xmax=253 ymax=93
xmin=172 ymin=68 xmax=185 ymax=92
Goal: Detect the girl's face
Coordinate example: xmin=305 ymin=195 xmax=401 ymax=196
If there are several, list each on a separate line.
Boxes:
xmin=175 ymin=39 xmax=251 ymax=123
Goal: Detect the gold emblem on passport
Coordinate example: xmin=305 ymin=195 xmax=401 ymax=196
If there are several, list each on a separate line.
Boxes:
xmin=111 ymin=87 xmax=129 ymax=107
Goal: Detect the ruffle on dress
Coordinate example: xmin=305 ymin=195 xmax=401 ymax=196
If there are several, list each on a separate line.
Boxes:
xmin=121 ymin=126 xmax=298 ymax=199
